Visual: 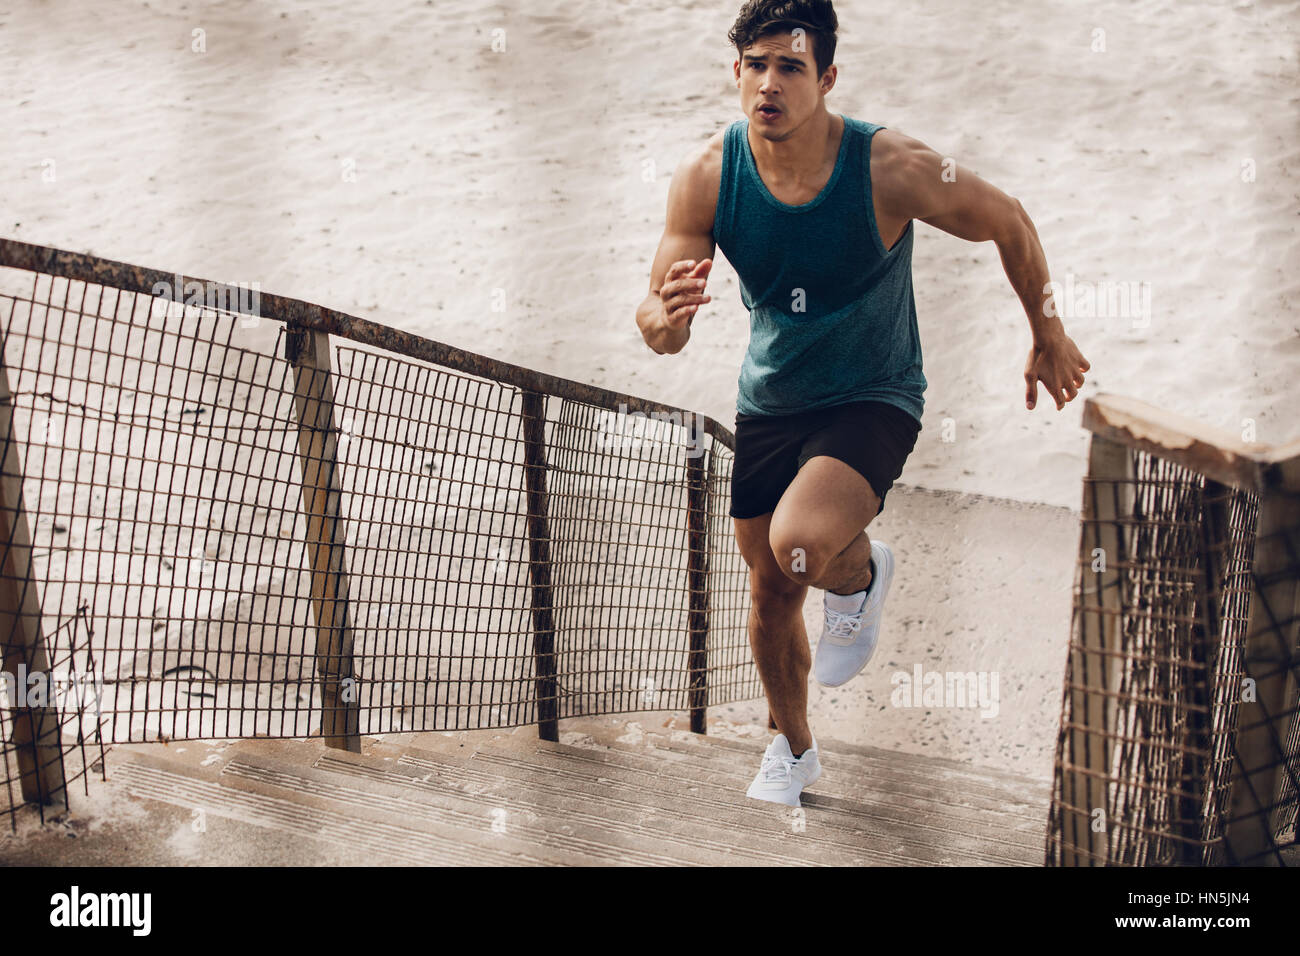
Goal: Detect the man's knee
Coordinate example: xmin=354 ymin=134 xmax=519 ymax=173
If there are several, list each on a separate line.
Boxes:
xmin=767 ymin=522 xmax=840 ymax=584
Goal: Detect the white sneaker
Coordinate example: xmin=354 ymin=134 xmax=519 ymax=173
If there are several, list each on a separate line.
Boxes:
xmin=814 ymin=540 xmax=895 ymax=687
xmin=745 ymin=733 xmax=821 ymax=807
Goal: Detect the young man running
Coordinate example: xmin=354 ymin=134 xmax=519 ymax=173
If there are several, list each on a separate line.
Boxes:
xmin=635 ymin=0 xmax=1089 ymax=807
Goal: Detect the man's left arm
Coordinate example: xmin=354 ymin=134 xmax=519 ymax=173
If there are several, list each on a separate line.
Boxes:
xmin=873 ymin=130 xmax=1090 ymax=411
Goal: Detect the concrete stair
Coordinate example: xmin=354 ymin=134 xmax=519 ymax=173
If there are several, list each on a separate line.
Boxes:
xmin=0 ymin=714 xmax=1052 ymax=866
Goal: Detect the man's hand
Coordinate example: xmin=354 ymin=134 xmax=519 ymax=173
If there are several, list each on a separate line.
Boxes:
xmin=660 ymin=258 xmax=712 ymax=330
xmin=1024 ymin=333 xmax=1090 ymax=411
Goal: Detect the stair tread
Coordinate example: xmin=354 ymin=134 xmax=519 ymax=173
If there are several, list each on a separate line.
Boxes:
xmin=222 ymin=731 xmax=1044 ymax=863
xmin=566 ymin=728 xmax=1051 ymax=807
xmin=377 ymin=724 xmax=1051 ymax=813
xmin=120 ymin=750 xmax=596 ymax=866
xmin=389 ymin=742 xmax=1040 ymax=862
xmin=216 ymin=736 xmax=1039 ymax=865
xmin=16 ymin=712 xmax=1054 ymax=866
xmin=231 ymin=747 xmax=849 ymax=866
xmin=567 ymin=718 xmax=1052 ymax=792
xmin=230 ymin=740 xmax=936 ymax=864
xmin=456 ymin=734 xmax=1048 ymax=828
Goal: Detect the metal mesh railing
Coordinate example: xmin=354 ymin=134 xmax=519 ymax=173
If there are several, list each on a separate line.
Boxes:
xmin=1047 ymin=401 xmax=1300 ymax=866
xmin=0 ymin=240 xmax=760 ymax=816
xmin=0 ymin=603 xmax=106 ymax=831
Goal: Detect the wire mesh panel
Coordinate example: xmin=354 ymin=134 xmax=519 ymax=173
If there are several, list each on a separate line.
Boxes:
xmin=0 ymin=604 xmax=105 ymax=831
xmin=0 ymin=245 xmax=760 ymax=778
xmin=324 ymin=346 xmax=759 ymax=731
xmin=543 ymin=396 xmax=704 ymax=718
xmin=1047 ymin=435 xmax=1300 ymax=866
xmin=517 ymin=398 xmax=762 ymax=724
xmin=0 ymin=272 xmax=319 ymax=741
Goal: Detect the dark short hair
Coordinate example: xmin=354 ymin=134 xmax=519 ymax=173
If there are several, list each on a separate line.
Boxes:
xmin=728 ymin=0 xmax=839 ymax=77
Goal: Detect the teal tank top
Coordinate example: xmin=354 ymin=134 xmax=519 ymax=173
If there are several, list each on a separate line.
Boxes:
xmin=712 ymin=113 xmax=926 ymax=423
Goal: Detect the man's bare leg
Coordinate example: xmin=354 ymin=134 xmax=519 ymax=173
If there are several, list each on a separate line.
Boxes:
xmin=734 ymin=513 xmax=812 ymax=754
xmin=735 ymin=458 xmax=883 ymax=754
xmin=769 ymin=456 xmax=882 ymax=595
xmin=752 ymin=527 xmax=880 ymax=732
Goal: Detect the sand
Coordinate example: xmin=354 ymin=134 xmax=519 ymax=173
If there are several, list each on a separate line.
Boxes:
xmin=1 ymin=0 xmax=1296 ymax=773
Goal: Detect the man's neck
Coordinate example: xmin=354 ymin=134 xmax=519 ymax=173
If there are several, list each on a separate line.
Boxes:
xmin=747 ymin=108 xmax=840 ymax=180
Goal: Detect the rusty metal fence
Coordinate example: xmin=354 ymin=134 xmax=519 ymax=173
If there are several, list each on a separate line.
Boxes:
xmin=1047 ymin=395 xmax=1300 ymax=866
xmin=0 ymin=602 xmax=106 ymax=832
xmin=0 ymin=239 xmax=760 ymax=825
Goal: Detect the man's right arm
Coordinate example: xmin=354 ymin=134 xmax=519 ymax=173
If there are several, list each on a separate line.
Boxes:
xmin=636 ymin=141 xmax=719 ymax=355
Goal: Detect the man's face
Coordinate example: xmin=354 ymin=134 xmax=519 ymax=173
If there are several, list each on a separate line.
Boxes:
xmin=733 ymin=31 xmax=832 ymax=140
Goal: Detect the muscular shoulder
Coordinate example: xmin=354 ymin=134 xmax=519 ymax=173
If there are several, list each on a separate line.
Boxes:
xmin=699 ymin=125 xmax=726 ymax=176
xmin=869 ymin=127 xmax=943 ymax=217
xmin=667 ymin=127 xmax=727 ymax=234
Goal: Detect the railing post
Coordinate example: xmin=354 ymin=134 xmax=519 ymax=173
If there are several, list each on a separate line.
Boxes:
xmin=686 ymin=442 xmax=711 ymax=735
xmin=1180 ymin=479 xmax=1230 ymax=863
xmin=1223 ymin=461 xmax=1300 ymax=865
xmin=1060 ymin=433 xmax=1133 ymax=865
xmin=0 ymin=357 xmax=66 ymax=808
xmin=520 ymin=390 xmax=558 ymax=742
xmin=284 ymin=325 xmax=360 ymax=752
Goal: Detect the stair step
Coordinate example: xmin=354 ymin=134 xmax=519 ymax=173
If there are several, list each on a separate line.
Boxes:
xmin=59 ymin=715 xmax=1052 ymax=866
xmin=120 ymin=750 xmax=593 ymax=866
xmin=554 ymin=727 xmax=1049 ymax=818
xmin=594 ymin=729 xmax=1050 ymax=809
xmin=1 ymin=754 xmax=357 ymax=867
xmin=400 ymin=724 xmax=1048 ymax=823
xmin=258 ymin=740 xmax=863 ymax=865
xmin=371 ymin=748 xmax=920 ymax=866
xmin=357 ymin=733 xmax=1038 ymax=864
xmin=225 ymin=744 xmax=806 ymax=866
xmin=465 ymin=733 xmax=1044 ymax=851
xmin=574 ymin=719 xmax=1052 ymax=799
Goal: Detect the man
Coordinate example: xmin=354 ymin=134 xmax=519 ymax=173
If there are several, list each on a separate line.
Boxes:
xmin=634 ymin=0 xmax=1089 ymax=807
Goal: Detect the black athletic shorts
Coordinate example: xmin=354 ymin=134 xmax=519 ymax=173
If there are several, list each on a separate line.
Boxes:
xmin=728 ymin=400 xmax=922 ymax=520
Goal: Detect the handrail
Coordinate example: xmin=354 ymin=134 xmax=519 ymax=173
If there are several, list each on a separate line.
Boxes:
xmin=0 ymin=238 xmax=735 ymax=452
xmin=1081 ymin=393 xmax=1295 ymax=492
